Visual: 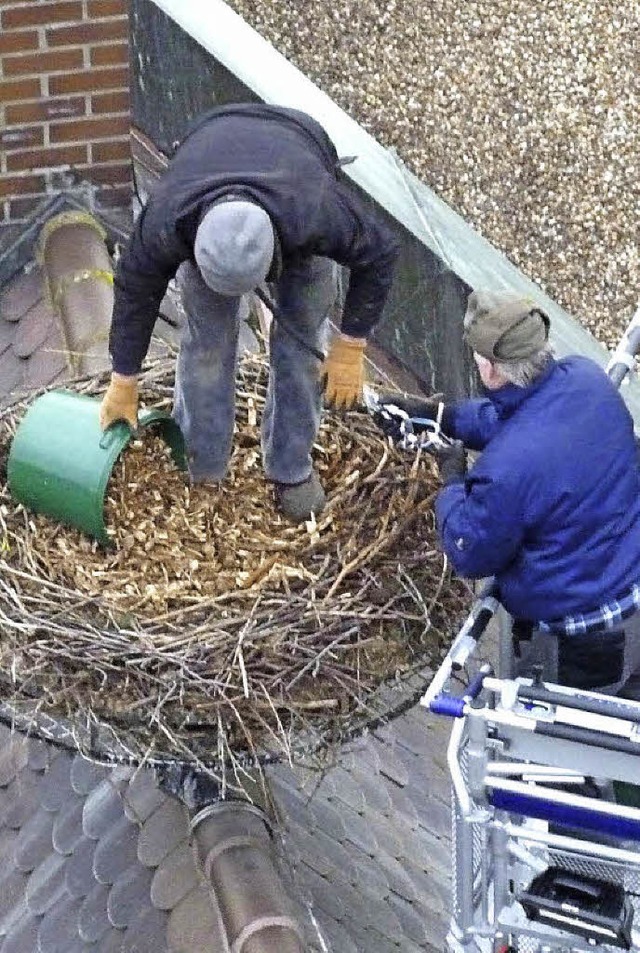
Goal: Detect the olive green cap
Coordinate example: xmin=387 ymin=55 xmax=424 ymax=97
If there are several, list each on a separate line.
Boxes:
xmin=463 ymin=290 xmax=550 ymax=361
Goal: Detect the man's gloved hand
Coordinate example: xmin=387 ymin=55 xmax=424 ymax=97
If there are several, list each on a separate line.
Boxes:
xmin=99 ymin=372 xmax=139 ymax=431
xmin=377 ymin=391 xmax=444 ymax=421
xmin=322 ymin=333 xmax=366 ymax=408
xmin=434 ymin=439 xmax=466 ymax=485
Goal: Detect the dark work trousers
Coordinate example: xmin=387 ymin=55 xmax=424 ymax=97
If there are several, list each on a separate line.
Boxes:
xmin=506 ymin=610 xmax=640 ymax=701
xmin=173 ymin=257 xmax=337 ymax=484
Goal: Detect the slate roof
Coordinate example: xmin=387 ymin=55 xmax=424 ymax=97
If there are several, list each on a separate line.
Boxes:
xmin=0 ymin=263 xmax=68 ymax=404
xmin=267 ymin=690 xmax=453 ymax=953
xmin=0 ymin=198 xmax=457 ymax=952
xmin=0 ymin=720 xmax=312 ymax=953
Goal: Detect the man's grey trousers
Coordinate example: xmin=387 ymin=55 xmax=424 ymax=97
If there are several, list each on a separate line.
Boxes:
xmin=173 ymin=258 xmax=336 ymax=485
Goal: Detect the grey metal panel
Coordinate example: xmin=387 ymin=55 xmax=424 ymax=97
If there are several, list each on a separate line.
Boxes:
xmin=130 ymin=0 xmax=260 ymax=157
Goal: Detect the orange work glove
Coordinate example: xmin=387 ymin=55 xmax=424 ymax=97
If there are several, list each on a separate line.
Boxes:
xmin=99 ymin=372 xmax=139 ymax=430
xmin=322 ymin=334 xmax=367 ymax=408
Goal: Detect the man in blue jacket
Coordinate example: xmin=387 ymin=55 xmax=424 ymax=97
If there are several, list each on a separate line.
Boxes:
xmin=99 ymin=104 xmax=399 ymax=522
xmin=401 ymin=290 xmax=640 ymax=697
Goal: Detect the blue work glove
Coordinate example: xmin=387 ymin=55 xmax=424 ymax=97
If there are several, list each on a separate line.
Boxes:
xmin=434 ymin=439 xmax=466 ymax=485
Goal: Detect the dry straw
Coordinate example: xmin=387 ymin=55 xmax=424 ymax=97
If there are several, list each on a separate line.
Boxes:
xmin=0 ymin=354 xmax=471 ymax=791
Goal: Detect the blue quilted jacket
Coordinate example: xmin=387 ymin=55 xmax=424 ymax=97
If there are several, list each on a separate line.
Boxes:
xmin=435 ymin=356 xmax=640 ymax=621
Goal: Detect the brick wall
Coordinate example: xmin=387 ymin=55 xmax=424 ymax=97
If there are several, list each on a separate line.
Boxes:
xmin=0 ymin=0 xmax=132 ymax=243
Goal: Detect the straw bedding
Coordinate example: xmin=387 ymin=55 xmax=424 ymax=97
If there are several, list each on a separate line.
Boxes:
xmin=0 ymin=355 xmax=471 ymax=784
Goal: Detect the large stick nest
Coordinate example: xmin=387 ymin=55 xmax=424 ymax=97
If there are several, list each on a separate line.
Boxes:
xmin=0 ymin=354 xmax=471 ymax=785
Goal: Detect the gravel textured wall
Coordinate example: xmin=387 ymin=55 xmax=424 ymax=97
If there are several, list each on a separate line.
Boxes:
xmin=228 ymin=0 xmax=638 ymax=348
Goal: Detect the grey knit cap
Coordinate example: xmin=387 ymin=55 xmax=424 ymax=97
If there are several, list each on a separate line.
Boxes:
xmin=194 ymin=199 xmax=275 ymax=296
xmin=463 ymin=290 xmax=550 ymax=361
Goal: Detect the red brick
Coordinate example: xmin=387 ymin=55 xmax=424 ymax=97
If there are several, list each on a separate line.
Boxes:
xmin=90 ymin=42 xmax=128 ymax=67
xmin=47 ymin=18 xmax=127 ymax=46
xmin=6 ymin=143 xmax=88 ymax=172
xmin=49 ymin=66 xmax=129 ymax=95
xmin=92 ymin=138 xmax=130 ymax=162
xmin=5 ymin=96 xmax=86 ymax=125
xmin=0 ymin=126 xmax=44 ymax=149
xmin=1 ymin=1 xmax=82 ymax=29
xmin=0 ymin=28 xmax=38 ymax=55
xmin=87 ymin=0 xmax=128 ymax=16
xmin=91 ymin=89 xmax=130 ymax=115
xmin=7 ymin=194 xmax=46 ymax=219
xmin=81 ymin=162 xmax=132 ymax=186
xmin=3 ymin=47 xmax=83 ymax=76
xmin=0 ymin=173 xmax=46 ymax=200
xmin=95 ymin=183 xmax=132 ymax=208
xmin=0 ymin=76 xmax=41 ymax=102
xmin=50 ymin=115 xmax=129 ymax=143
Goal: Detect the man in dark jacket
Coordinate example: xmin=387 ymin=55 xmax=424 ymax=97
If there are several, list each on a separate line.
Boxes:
xmin=99 ymin=104 xmax=399 ymax=521
xmin=399 ymin=290 xmax=640 ymax=698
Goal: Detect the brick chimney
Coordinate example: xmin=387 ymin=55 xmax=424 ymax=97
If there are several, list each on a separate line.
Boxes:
xmin=0 ymin=0 xmax=132 ymax=246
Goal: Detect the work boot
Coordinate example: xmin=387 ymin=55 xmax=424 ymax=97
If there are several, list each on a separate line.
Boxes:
xmin=274 ymin=470 xmax=326 ymax=522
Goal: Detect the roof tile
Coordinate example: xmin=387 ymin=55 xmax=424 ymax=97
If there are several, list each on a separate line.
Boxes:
xmin=191 ymin=803 xmax=271 ymax=865
xmin=121 ymin=905 xmax=169 ymax=953
xmin=82 ymin=780 xmax=124 ymax=840
xmin=0 ymin=869 xmax=29 ymax=936
xmin=24 ymin=851 xmax=67 ymax=915
xmin=280 ymin=821 xmax=333 ymax=881
xmin=0 ymin=732 xmax=29 ymax=788
xmin=13 ymin=300 xmax=54 ymax=359
xmin=242 ymin=925 xmax=304 ymax=953
xmin=94 ymin=924 xmax=127 ymax=953
xmin=150 ymin=842 xmax=199 ymax=912
xmin=311 ymin=910 xmax=360 ymax=953
xmin=39 ymin=753 xmax=74 ymax=812
xmin=0 ymin=267 xmax=43 ymax=323
xmin=69 ymin=754 xmax=108 ymax=796
xmin=108 ymin=765 xmax=136 ymax=791
xmin=121 ymin=769 xmax=166 ymax=824
xmin=0 ymin=318 xmax=16 ymax=358
xmin=0 ymin=911 xmax=40 ymax=953
xmin=0 ymin=828 xmax=19 ymax=869
xmin=106 ymin=864 xmax=154 ymax=930
xmin=321 ymin=766 xmax=367 ymax=814
xmin=64 ymin=837 xmax=97 ymax=900
xmin=336 ymin=804 xmax=378 ymax=856
xmin=93 ymin=815 xmax=139 ymax=885
xmin=374 ymin=744 xmax=411 ymax=789
xmin=348 ymin=766 xmax=393 ymax=816
xmin=26 ymin=737 xmax=52 ymax=773
xmin=78 ymin=881 xmax=111 ymax=944
xmin=210 ymin=844 xmax=299 ymax=943
xmin=137 ymin=799 xmax=189 ymax=868
xmin=306 ymin=798 xmax=346 ymax=844
xmin=296 ymin=865 xmax=346 ymax=922
xmin=3 ymin=769 xmax=43 ymax=830
xmin=166 ymin=885 xmax=228 ymax=953
xmin=13 ymin=806 xmax=55 ymax=873
xmin=51 ymin=794 xmax=85 ymax=856
xmin=22 ymin=325 xmax=68 ymax=390
xmin=37 ymin=893 xmax=83 ymax=953
xmin=0 ymin=349 xmax=26 ymax=401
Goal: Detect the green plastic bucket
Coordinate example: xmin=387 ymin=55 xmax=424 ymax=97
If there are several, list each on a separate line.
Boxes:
xmin=7 ymin=390 xmax=187 ymax=545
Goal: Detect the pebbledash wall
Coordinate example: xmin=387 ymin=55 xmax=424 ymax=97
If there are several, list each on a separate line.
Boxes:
xmin=0 ymin=0 xmax=132 ymax=246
